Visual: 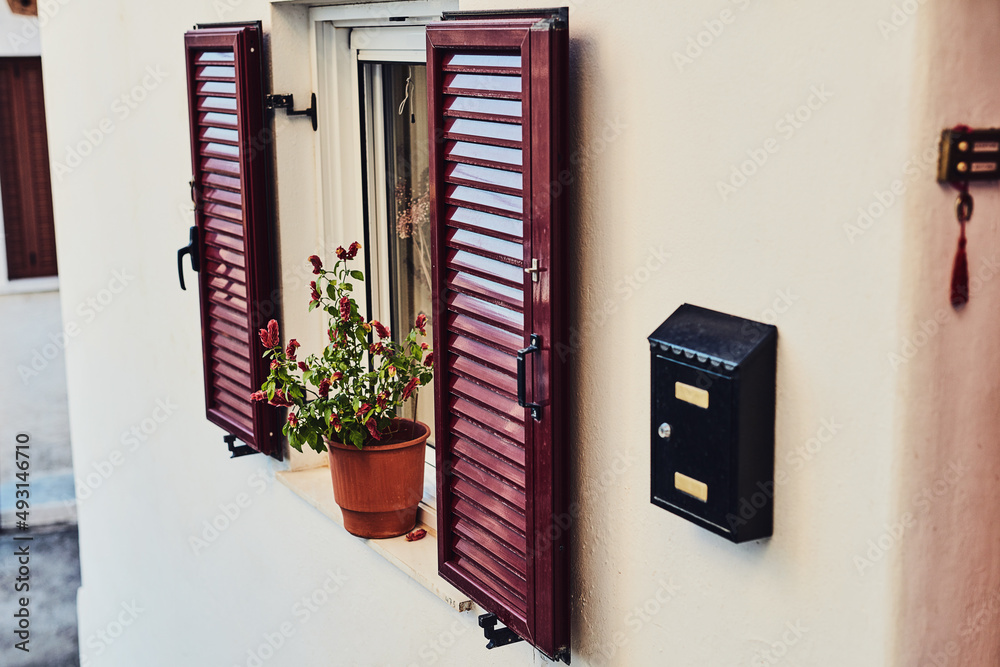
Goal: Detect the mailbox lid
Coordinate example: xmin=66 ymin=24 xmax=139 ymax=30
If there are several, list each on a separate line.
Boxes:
xmin=648 ymin=304 xmax=773 ymax=370
xmin=651 ymin=355 xmax=735 ymax=532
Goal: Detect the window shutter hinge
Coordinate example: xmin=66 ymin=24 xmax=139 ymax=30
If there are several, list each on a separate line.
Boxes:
xmin=478 ymin=613 xmax=524 ymax=650
xmin=266 ymin=93 xmax=317 ymax=131
xmin=225 ymin=434 xmax=259 ymax=458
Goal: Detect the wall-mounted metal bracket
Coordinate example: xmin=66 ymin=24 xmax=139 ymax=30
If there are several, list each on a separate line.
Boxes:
xmin=938 ymin=127 xmax=1000 ymax=182
xmin=225 ymin=434 xmax=258 ymax=458
xmin=266 ymin=92 xmax=317 ymax=131
xmin=478 ymin=613 xmax=524 ymax=650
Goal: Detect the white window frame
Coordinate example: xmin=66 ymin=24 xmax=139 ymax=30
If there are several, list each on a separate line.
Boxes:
xmin=307 ymin=1 xmax=458 ymax=512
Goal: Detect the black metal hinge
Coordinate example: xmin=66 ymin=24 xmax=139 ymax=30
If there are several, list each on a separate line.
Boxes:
xmin=224 ymin=434 xmax=258 ymax=458
xmin=266 ymin=93 xmax=317 ymax=131
xmin=478 ymin=613 xmax=523 ymax=650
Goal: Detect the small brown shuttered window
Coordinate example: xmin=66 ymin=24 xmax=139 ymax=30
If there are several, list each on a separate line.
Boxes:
xmin=0 ymin=57 xmax=58 ymax=280
xmin=184 ymin=25 xmax=280 ymax=459
xmin=427 ymin=11 xmax=569 ymax=661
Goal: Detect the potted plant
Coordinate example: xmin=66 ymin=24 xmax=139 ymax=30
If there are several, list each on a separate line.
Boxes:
xmin=252 ymin=242 xmax=434 ymax=538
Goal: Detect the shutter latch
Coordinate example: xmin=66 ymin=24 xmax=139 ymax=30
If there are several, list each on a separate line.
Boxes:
xmin=478 ymin=613 xmax=524 ymax=650
xmin=524 ymin=258 xmax=541 ymax=283
xmin=266 ymin=92 xmax=318 ymax=131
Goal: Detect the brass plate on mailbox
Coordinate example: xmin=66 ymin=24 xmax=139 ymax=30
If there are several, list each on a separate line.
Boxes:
xmin=674 ymin=472 xmax=708 ymax=502
xmin=675 ymin=381 xmax=709 ymax=408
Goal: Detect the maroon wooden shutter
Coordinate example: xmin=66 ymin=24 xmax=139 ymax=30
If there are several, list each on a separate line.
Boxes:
xmin=0 ymin=57 xmax=58 ymax=280
xmin=184 ymin=24 xmax=280 ymax=459
xmin=427 ymin=10 xmax=569 ymax=660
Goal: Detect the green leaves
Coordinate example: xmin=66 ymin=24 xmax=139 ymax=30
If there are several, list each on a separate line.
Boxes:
xmin=256 ymin=249 xmax=434 ymax=451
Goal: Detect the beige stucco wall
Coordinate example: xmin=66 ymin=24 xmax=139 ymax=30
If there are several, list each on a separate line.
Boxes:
xmin=895 ymin=2 xmax=1000 ymax=666
xmin=38 ymin=0 xmax=1000 ymax=665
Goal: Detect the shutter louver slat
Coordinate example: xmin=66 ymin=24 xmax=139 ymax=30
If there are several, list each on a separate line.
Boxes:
xmin=185 ymin=24 xmax=279 ymax=458
xmin=429 ymin=13 xmax=569 ymax=660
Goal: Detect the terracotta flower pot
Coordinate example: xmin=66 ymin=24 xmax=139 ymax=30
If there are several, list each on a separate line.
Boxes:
xmin=325 ymin=419 xmax=429 ymax=539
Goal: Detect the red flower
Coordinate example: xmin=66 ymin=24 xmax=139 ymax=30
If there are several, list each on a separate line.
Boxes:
xmin=347 ymin=241 xmax=361 ymax=259
xmin=250 ymin=391 xmax=266 ymax=402
xmin=414 ymin=313 xmax=427 ymax=335
xmin=405 ymin=528 xmax=427 ymax=542
xmin=329 ymin=412 xmax=341 ymax=432
xmin=318 ymin=378 xmax=331 ymax=397
xmin=366 ymin=419 xmax=382 ymax=441
xmin=421 ymin=342 xmax=429 ymax=350
xmin=371 ymin=320 xmax=390 ymax=339
xmin=424 ymin=353 xmax=434 ymax=367
xmin=376 ymin=391 xmax=388 ymax=409
xmin=259 ymin=319 xmax=279 ymax=348
xmin=310 ymin=281 xmax=321 ymax=302
xmin=309 ymin=255 xmax=323 ymax=274
xmin=335 ymin=246 xmax=347 ymax=260
xmin=287 ymin=412 xmax=299 ymax=427
xmin=270 ymin=360 xmax=280 ymax=370
xmin=401 ymin=377 xmax=419 ymax=400
xmin=285 ymin=339 xmax=300 ymax=360
xmin=339 ymin=296 xmax=351 ymax=322
xmin=369 ymin=343 xmax=385 ymax=356
xmin=298 ymin=361 xmax=309 ymax=373
xmin=269 ymin=390 xmax=293 ymax=407
xmin=356 ymin=403 xmax=372 ymax=420
xmin=331 ymin=371 xmax=343 ymax=382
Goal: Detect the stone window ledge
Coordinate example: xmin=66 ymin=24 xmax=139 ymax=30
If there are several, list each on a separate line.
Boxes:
xmin=276 ymin=466 xmax=472 ymax=613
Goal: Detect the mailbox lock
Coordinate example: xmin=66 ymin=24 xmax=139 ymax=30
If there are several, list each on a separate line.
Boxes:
xmin=657 ymin=422 xmax=672 ymax=439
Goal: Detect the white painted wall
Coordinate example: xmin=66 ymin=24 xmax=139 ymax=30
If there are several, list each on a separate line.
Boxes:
xmin=38 ymin=0 xmax=1000 ymax=665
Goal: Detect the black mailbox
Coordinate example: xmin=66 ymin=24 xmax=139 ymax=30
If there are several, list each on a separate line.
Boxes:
xmin=648 ymin=304 xmax=777 ymax=543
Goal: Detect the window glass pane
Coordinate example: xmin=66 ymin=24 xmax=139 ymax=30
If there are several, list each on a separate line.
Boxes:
xmin=374 ymin=64 xmax=436 ymax=442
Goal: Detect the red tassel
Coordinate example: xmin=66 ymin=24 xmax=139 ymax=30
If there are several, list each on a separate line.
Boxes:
xmin=950 ymin=224 xmax=969 ymax=308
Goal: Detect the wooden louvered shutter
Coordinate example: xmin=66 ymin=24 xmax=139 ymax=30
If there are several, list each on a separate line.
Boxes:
xmin=427 ymin=10 xmax=569 ymax=661
xmin=184 ymin=25 xmax=280 ymax=459
xmin=0 ymin=57 xmax=58 ymax=280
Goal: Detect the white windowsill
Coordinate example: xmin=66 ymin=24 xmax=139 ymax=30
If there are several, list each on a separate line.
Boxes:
xmin=276 ymin=465 xmax=472 ymax=613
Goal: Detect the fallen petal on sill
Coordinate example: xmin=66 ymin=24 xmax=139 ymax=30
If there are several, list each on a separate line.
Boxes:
xmin=405 ymin=528 xmax=427 ymax=542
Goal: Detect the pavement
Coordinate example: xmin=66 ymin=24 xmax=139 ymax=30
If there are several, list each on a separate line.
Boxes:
xmin=0 ymin=290 xmax=80 ymax=665
xmin=0 ymin=524 xmax=81 ymax=666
